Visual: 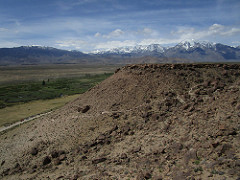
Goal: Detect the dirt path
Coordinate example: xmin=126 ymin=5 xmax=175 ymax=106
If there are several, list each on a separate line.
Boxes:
xmin=0 ymin=111 xmax=53 ymax=133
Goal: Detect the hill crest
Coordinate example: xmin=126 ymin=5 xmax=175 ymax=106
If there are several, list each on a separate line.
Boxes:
xmin=0 ymin=63 xmax=240 ymax=179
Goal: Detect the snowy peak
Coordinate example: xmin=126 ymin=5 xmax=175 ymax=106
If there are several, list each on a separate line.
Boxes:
xmin=176 ymin=40 xmax=216 ymax=50
xmin=93 ymin=44 xmax=166 ymax=55
xmin=93 ymin=41 xmax=221 ymax=55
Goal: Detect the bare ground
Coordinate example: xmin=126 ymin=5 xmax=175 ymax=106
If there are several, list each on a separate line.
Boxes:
xmin=0 ymin=63 xmax=240 ymax=180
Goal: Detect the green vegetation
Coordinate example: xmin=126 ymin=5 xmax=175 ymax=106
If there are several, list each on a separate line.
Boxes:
xmin=0 ymin=73 xmax=113 ymax=109
xmin=0 ymin=64 xmax=119 ymax=127
xmin=194 ymin=166 xmax=203 ymax=172
xmin=0 ymin=94 xmax=80 ymax=127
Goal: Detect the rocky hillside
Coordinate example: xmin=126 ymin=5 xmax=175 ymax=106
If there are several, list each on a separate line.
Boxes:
xmin=0 ymin=64 xmax=240 ymax=179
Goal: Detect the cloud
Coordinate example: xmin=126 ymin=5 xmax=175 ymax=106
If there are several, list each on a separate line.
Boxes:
xmin=220 ymin=28 xmax=240 ymax=36
xmin=55 ymin=39 xmax=88 ymax=50
xmin=139 ymin=38 xmax=179 ymax=45
xmin=94 ymin=32 xmax=101 ymax=37
xmin=94 ymin=40 xmax=137 ymax=50
xmin=96 ymin=29 xmax=125 ymax=39
xmin=171 ymin=24 xmax=240 ymax=42
xmin=0 ymin=41 xmax=21 ymax=48
xmin=0 ymin=28 xmax=8 ymax=32
xmin=209 ymin=23 xmax=225 ymax=33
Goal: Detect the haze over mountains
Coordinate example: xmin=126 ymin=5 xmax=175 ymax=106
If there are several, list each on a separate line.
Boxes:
xmin=0 ymin=41 xmax=240 ymax=65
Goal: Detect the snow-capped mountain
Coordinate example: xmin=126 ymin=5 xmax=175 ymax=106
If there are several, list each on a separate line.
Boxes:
xmin=93 ymin=40 xmax=240 ymax=62
xmin=93 ymin=44 xmax=166 ymax=55
xmin=0 ymin=40 xmax=239 ymax=65
xmin=93 ymin=40 xmax=218 ymax=54
xmin=175 ymin=40 xmax=216 ymax=50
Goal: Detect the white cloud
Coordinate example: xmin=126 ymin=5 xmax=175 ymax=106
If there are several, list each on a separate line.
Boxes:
xmin=98 ymin=29 xmax=125 ymax=39
xmin=0 ymin=41 xmax=20 ymax=48
xmin=170 ymin=24 xmax=240 ymax=42
xmin=209 ymin=24 xmax=225 ymax=33
xmin=94 ymin=40 xmax=137 ymax=50
xmin=142 ymin=28 xmax=153 ymax=34
xmin=55 ymin=39 xmax=88 ymax=50
xmin=139 ymin=38 xmax=179 ymax=45
xmin=90 ymin=24 xmax=240 ymax=51
xmin=0 ymin=28 xmax=8 ymax=32
xmin=94 ymin=32 xmax=101 ymax=37
xmin=220 ymin=28 xmax=240 ymax=36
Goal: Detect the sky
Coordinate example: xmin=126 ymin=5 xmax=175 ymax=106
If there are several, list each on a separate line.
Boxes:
xmin=0 ymin=0 xmax=240 ymax=52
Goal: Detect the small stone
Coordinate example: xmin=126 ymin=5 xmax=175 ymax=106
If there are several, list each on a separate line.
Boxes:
xmin=30 ymin=147 xmax=38 ymax=156
xmin=59 ymin=154 xmax=66 ymax=161
xmin=53 ymin=159 xmax=61 ymax=165
xmin=120 ymin=153 xmax=128 ymax=159
xmin=218 ymin=171 xmax=225 ymax=175
xmin=71 ymin=174 xmax=79 ymax=180
xmin=1 ymin=160 xmax=5 ymax=166
xmin=42 ymin=156 xmax=51 ymax=166
xmin=13 ymin=163 xmax=22 ymax=172
xmin=81 ymin=155 xmax=87 ymax=160
xmin=92 ymin=157 xmax=107 ymax=164
xmin=144 ymin=172 xmax=152 ymax=179
xmin=131 ymin=146 xmax=141 ymax=153
xmin=81 ymin=105 xmax=90 ymax=113
xmin=51 ymin=151 xmax=59 ymax=158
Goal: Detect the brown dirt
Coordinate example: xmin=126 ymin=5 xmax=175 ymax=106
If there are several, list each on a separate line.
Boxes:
xmin=0 ymin=63 xmax=240 ymax=180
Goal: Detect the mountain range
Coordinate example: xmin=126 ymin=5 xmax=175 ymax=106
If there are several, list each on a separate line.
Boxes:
xmin=93 ymin=41 xmax=240 ymax=62
xmin=0 ymin=41 xmax=240 ymax=65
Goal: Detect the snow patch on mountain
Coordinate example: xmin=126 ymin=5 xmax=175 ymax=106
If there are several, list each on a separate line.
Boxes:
xmin=92 ymin=44 xmax=166 ymax=54
xmin=92 ymin=40 xmax=220 ymax=55
xmin=176 ymin=40 xmax=216 ymax=50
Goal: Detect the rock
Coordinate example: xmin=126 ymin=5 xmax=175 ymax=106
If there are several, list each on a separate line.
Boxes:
xmin=53 ymin=158 xmax=61 ymax=165
xmin=120 ymin=153 xmax=128 ymax=159
xmin=137 ymin=171 xmax=152 ymax=180
xmin=77 ymin=107 xmax=82 ymax=112
xmin=1 ymin=160 xmax=5 ymax=166
xmin=131 ymin=146 xmax=141 ymax=153
xmin=42 ymin=156 xmax=51 ymax=166
xmin=51 ymin=151 xmax=59 ymax=158
xmin=111 ymin=112 xmax=120 ymax=119
xmin=59 ymin=154 xmax=66 ymax=161
xmin=92 ymin=157 xmax=107 ymax=164
xmin=122 ymin=125 xmax=131 ymax=135
xmin=217 ymin=143 xmax=234 ymax=156
xmin=12 ymin=163 xmax=22 ymax=173
xmin=71 ymin=174 xmax=79 ymax=180
xmin=58 ymin=150 xmax=66 ymax=155
xmin=183 ymin=104 xmax=190 ymax=110
xmin=2 ymin=168 xmax=10 ymax=176
xmin=30 ymin=147 xmax=38 ymax=156
xmin=81 ymin=105 xmax=90 ymax=113
xmin=81 ymin=155 xmax=87 ymax=160
xmin=143 ymin=172 xmax=152 ymax=179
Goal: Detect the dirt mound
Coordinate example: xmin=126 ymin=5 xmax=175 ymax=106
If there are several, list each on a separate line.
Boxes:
xmin=1 ymin=64 xmax=240 ymax=179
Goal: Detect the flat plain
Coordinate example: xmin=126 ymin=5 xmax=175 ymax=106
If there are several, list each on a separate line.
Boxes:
xmin=0 ymin=64 xmax=120 ymax=127
xmin=0 ymin=64 xmax=120 ymax=84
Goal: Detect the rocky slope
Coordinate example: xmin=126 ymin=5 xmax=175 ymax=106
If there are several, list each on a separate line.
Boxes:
xmin=0 ymin=63 xmax=240 ymax=179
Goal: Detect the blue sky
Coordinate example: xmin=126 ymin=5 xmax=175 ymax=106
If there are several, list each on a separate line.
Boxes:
xmin=0 ymin=0 xmax=240 ymax=52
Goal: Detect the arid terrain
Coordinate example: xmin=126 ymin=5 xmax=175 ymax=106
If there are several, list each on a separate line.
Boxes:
xmin=0 ymin=63 xmax=240 ymax=180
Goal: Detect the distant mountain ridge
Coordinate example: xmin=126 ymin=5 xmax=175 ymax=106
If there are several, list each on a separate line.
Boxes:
xmin=0 ymin=41 xmax=240 ymax=65
xmin=93 ymin=40 xmax=240 ymax=62
xmin=0 ymin=46 xmax=91 ymax=65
